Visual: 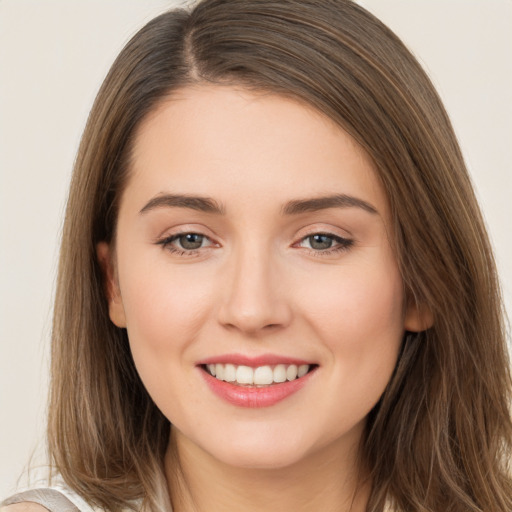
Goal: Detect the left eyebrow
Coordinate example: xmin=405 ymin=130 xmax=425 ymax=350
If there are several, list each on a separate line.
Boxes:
xmin=281 ymin=194 xmax=378 ymax=215
xmin=139 ymin=194 xmax=225 ymax=215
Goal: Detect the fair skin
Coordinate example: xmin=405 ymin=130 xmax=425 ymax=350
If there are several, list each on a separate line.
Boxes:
xmin=92 ymin=85 xmax=425 ymax=512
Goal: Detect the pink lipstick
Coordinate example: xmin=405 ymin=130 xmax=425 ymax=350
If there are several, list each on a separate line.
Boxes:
xmin=197 ymin=354 xmax=317 ymax=408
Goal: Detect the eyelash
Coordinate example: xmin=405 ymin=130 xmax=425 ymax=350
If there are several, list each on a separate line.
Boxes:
xmin=156 ymin=233 xmax=212 ymax=256
xmin=295 ymin=233 xmax=354 ymax=256
xmin=156 ymin=232 xmax=354 ymax=257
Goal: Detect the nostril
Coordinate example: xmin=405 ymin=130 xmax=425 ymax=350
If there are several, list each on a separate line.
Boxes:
xmin=218 ymin=300 xmax=293 ymax=334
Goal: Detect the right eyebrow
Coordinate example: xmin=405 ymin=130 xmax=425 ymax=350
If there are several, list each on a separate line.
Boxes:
xmin=282 ymin=193 xmax=378 ymax=216
xmin=139 ymin=194 xmax=226 ymax=215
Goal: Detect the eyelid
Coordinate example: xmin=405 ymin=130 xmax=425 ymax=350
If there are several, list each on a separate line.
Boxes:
xmin=154 ymin=223 xmax=218 ymax=241
xmin=298 ymin=233 xmax=351 ymax=246
xmin=154 ymin=224 xmax=221 ymax=258
xmin=292 ymin=225 xmax=355 ymax=256
xmin=293 ymin=223 xmax=353 ymax=242
xmin=295 ymin=232 xmax=352 ymax=246
xmin=156 ymin=234 xmax=215 ymax=259
xmin=170 ymin=233 xmax=213 ymax=246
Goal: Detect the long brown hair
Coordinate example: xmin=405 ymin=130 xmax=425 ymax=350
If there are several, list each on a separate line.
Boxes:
xmin=48 ymin=1 xmax=512 ymax=511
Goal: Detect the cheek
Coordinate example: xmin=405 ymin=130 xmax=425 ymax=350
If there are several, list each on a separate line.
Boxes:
xmin=303 ymin=252 xmax=405 ymax=341
xmin=117 ymin=257 xmax=218 ymax=418
xmin=297 ymin=258 xmax=404 ymax=405
xmin=117 ymin=253 xmax=215 ymax=367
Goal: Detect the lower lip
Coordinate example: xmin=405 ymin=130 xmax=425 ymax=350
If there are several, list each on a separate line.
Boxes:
xmin=199 ymin=367 xmax=316 ymax=408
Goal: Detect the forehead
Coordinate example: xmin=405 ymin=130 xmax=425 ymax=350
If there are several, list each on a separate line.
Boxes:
xmin=126 ymin=84 xmax=388 ymax=218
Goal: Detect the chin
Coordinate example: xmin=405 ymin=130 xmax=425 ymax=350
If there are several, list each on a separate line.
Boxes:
xmin=212 ymin=444 xmax=309 ymax=470
xmin=196 ymin=425 xmax=329 ymax=471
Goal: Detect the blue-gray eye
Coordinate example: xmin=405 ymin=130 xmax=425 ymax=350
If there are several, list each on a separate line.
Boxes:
xmin=308 ymin=234 xmax=335 ymax=250
xmin=177 ymin=233 xmax=204 ymax=250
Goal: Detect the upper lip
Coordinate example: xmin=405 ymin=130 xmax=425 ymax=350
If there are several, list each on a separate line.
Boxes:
xmin=197 ymin=353 xmax=315 ymax=367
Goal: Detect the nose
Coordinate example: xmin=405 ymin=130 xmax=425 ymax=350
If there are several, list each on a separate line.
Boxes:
xmin=217 ymin=245 xmax=292 ymax=335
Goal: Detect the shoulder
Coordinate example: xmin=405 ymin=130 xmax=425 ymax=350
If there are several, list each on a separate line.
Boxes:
xmin=1 ymin=486 xmax=86 ymax=512
xmin=1 ymin=505 xmax=49 ymax=512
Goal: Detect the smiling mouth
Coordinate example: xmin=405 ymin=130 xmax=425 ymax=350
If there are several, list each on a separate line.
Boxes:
xmin=202 ymin=363 xmax=316 ymax=387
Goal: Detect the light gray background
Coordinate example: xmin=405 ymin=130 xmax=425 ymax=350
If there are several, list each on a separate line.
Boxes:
xmin=1 ymin=0 xmax=511 ymax=499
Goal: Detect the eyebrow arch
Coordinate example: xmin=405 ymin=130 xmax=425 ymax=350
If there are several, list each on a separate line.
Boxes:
xmin=139 ymin=194 xmax=225 ymax=215
xmin=282 ymin=194 xmax=378 ymax=215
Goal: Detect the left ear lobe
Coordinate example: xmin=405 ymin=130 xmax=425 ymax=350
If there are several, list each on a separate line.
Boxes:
xmin=404 ymin=300 xmax=434 ymax=332
xmin=96 ymin=242 xmax=127 ymax=328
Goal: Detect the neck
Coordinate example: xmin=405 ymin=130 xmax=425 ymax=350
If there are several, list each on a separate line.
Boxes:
xmin=165 ymin=427 xmax=370 ymax=512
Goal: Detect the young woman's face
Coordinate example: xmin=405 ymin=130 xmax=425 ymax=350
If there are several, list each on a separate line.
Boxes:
xmin=100 ymin=85 xmax=423 ymax=470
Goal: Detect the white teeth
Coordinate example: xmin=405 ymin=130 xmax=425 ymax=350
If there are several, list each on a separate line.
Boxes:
xmin=254 ymin=366 xmax=274 ymax=385
xmin=286 ymin=364 xmax=298 ymax=381
xmin=236 ymin=365 xmax=254 ymax=384
xmin=273 ymin=364 xmax=287 ymax=383
xmin=206 ymin=363 xmax=311 ymax=385
xmin=224 ymin=364 xmax=236 ymax=382
xmin=215 ymin=363 xmax=224 ymax=380
xmin=298 ymin=364 xmax=309 ymax=378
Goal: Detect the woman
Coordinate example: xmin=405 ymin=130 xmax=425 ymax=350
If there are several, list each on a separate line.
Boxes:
xmin=2 ymin=0 xmax=511 ymax=511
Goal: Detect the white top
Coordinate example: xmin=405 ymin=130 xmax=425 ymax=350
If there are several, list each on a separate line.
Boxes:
xmin=1 ymin=480 xmax=97 ymax=512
